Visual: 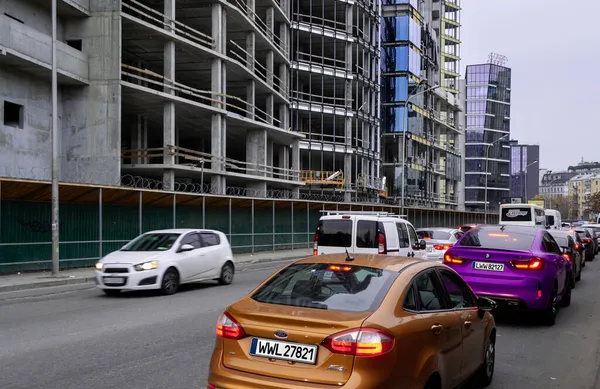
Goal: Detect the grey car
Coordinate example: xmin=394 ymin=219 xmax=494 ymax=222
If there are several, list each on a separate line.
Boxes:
xmin=548 ymin=229 xmax=582 ymax=286
xmin=416 ymin=227 xmax=464 ymax=262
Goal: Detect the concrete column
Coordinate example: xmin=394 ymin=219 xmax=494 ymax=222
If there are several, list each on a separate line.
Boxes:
xmin=266 ymin=95 xmax=274 ymax=124
xmin=246 ymin=32 xmax=255 ymax=72
xmin=246 ymin=129 xmax=268 ymax=194
xmin=291 ymin=140 xmax=300 ymax=198
xmin=267 ymin=139 xmax=274 ymax=178
xmin=279 ymin=144 xmax=290 ymax=180
xmin=246 ymin=80 xmax=255 ymax=119
xmin=279 ymin=21 xmax=289 ymax=60
xmin=266 ymin=7 xmax=274 ymax=40
xmin=162 ymin=0 xmax=176 ymax=190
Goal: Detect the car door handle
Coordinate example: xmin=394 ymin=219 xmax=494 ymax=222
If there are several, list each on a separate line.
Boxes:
xmin=464 ymin=320 xmax=472 ymax=327
xmin=431 ymin=324 xmax=443 ymax=335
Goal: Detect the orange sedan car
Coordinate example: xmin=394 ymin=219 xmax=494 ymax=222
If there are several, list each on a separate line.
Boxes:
xmin=207 ymin=253 xmax=497 ymax=389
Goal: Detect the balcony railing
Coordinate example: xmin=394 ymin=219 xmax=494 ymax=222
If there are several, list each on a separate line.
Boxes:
xmin=300 ymin=170 xmax=345 ymax=187
xmin=229 ymin=0 xmax=287 ymax=55
xmin=122 ymin=145 xmax=300 ymax=182
xmin=122 ymin=0 xmax=215 ymax=50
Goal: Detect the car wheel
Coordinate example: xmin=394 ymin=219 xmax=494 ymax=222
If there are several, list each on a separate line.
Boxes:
xmin=571 ymin=267 xmax=577 ymax=289
xmin=587 ymin=251 xmax=594 ymax=261
xmin=160 ymin=268 xmax=180 ymax=295
xmin=576 ymin=267 xmax=582 ymax=281
xmin=218 ymin=262 xmax=234 ymax=285
xmin=542 ymin=285 xmax=557 ymax=326
xmin=103 ymin=289 xmax=121 ymax=296
xmin=472 ymin=335 xmax=495 ymax=387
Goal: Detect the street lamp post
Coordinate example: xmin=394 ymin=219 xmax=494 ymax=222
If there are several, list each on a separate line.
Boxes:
xmin=51 ymin=0 xmax=60 ymax=275
xmin=524 ymin=159 xmax=538 ymax=201
xmin=483 ymin=134 xmax=509 ymax=223
xmin=400 ymin=85 xmax=440 ymax=215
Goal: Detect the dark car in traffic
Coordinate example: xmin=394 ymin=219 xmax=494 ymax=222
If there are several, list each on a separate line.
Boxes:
xmin=548 ymin=229 xmax=582 ymax=286
xmin=570 ymin=228 xmax=595 ymax=261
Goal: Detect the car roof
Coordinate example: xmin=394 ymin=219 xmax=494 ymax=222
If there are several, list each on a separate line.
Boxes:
xmin=478 ymin=224 xmax=541 ymax=235
xmin=145 ymin=228 xmax=219 ymax=234
xmin=416 ymin=227 xmax=456 ymax=232
xmin=547 ymin=230 xmax=571 ymax=237
xmin=294 ymin=253 xmax=426 ymax=273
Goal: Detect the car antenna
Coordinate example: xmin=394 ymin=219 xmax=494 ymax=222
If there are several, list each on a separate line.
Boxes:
xmin=345 ymin=247 xmax=354 ymax=261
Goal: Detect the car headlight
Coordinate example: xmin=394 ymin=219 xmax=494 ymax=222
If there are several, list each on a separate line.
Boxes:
xmin=134 ymin=261 xmax=159 ymax=271
xmin=95 ymin=262 xmax=103 ymax=271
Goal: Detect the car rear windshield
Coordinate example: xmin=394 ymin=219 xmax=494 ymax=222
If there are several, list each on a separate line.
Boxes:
xmin=500 ymin=207 xmax=533 ymax=222
xmin=546 ymin=216 xmax=555 ymax=225
xmin=121 ymin=233 xmax=181 ymax=251
xmin=458 ymin=229 xmax=535 ymax=251
xmin=316 ymin=220 xmax=352 ymax=247
xmin=251 ymin=263 xmax=398 ymax=312
xmin=549 ymin=234 xmax=568 ymax=247
xmin=417 ymin=230 xmax=452 ymax=240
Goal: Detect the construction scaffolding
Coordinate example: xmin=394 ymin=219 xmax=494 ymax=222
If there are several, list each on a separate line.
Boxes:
xmin=290 ymin=0 xmax=382 ymax=202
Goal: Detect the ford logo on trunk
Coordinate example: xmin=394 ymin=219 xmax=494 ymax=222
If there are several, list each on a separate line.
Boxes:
xmin=274 ymin=330 xmax=288 ymax=339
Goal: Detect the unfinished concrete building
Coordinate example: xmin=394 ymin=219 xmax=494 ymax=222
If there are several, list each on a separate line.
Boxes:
xmin=120 ymin=0 xmax=302 ymax=195
xmin=290 ymin=0 xmax=383 ymax=202
xmin=0 ymin=0 xmax=304 ymax=196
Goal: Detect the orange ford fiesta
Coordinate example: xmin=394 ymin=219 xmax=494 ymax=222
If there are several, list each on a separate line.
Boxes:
xmin=207 ymin=254 xmax=497 ymax=389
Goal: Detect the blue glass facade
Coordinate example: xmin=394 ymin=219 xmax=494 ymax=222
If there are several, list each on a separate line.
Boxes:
xmin=383 ymin=0 xmax=419 ymax=7
xmin=381 ymin=45 xmax=421 ymax=75
xmin=383 ymin=15 xmax=421 ymax=46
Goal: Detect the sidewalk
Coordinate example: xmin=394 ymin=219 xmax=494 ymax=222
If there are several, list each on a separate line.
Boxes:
xmin=0 ymin=248 xmax=312 ymax=294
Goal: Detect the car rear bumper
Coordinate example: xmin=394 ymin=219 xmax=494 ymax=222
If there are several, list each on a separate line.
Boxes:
xmin=207 ymin=352 xmax=422 ymax=389
xmin=463 ymin=275 xmax=548 ymax=310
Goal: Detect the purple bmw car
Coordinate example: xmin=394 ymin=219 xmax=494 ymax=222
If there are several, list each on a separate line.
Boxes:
xmin=443 ymin=224 xmax=572 ymax=325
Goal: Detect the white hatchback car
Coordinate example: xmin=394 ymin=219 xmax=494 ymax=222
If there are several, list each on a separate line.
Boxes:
xmin=95 ymin=229 xmax=235 ymax=296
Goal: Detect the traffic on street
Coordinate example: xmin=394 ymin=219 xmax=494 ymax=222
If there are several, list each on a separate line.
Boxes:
xmin=1 ymin=216 xmax=600 ymax=389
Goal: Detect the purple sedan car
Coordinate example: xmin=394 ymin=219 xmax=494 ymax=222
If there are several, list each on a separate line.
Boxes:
xmin=443 ymin=224 xmax=572 ymax=325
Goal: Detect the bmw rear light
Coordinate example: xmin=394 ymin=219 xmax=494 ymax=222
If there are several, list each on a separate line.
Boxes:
xmin=313 ymin=231 xmax=319 ymax=256
xmin=378 ymin=232 xmax=386 ymax=254
xmin=434 ymin=244 xmax=453 ymax=251
xmin=216 ymin=312 xmax=246 ymax=340
xmin=443 ymin=253 xmax=465 ymax=264
xmin=322 ymin=328 xmax=395 ymax=357
xmin=510 ymin=258 xmax=544 ymax=270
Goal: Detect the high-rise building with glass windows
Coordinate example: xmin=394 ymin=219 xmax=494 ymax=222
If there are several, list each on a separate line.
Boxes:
xmin=380 ymin=0 xmax=463 ymax=209
xmin=464 ymin=59 xmax=512 ymax=212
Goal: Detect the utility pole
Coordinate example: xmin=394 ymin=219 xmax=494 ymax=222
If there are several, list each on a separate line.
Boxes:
xmin=51 ymin=0 xmax=60 ymax=275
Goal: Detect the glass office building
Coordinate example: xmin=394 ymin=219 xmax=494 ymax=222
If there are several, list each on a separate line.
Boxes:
xmin=510 ymin=141 xmax=540 ymax=201
xmin=464 ymin=63 xmax=512 ymax=211
xmin=381 ymin=0 xmax=463 ymax=209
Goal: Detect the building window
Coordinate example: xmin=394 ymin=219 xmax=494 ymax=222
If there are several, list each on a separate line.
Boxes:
xmin=3 ymin=101 xmax=24 ymax=128
xmin=66 ymin=39 xmax=82 ymax=51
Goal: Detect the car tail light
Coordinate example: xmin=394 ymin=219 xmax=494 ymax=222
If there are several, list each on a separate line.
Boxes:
xmin=378 ymin=232 xmax=386 ymax=254
xmin=322 ymin=328 xmax=395 ymax=357
xmin=563 ymin=254 xmax=571 ymax=261
xmin=207 ymin=385 xmax=216 ymax=389
xmin=443 ymin=253 xmax=465 ymax=264
xmin=511 ymin=258 xmax=544 ymax=270
xmin=434 ymin=244 xmax=453 ymax=251
xmin=216 ymin=312 xmax=246 ymax=340
xmin=313 ymin=231 xmax=319 ymax=256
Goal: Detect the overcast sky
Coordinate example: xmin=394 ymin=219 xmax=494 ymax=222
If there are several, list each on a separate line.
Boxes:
xmin=460 ymin=0 xmax=600 ymax=172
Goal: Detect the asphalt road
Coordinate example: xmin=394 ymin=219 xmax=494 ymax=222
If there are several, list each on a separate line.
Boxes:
xmin=1 ymin=258 xmax=600 ymax=389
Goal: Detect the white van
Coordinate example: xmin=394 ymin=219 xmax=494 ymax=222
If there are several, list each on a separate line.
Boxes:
xmin=499 ymin=203 xmax=546 ymax=228
xmin=544 ymin=209 xmax=562 ymax=229
xmin=313 ymin=211 xmax=427 ymax=259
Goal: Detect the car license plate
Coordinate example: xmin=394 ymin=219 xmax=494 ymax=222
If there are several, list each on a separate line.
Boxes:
xmin=104 ymin=277 xmax=124 ymax=284
xmin=250 ymin=337 xmax=318 ymax=364
xmin=472 ymin=262 xmax=504 ymax=272
xmin=426 ymin=246 xmax=433 ymax=252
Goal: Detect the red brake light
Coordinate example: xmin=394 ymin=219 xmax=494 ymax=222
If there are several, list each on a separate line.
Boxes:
xmin=207 ymin=385 xmax=216 ymax=389
xmin=563 ymin=254 xmax=571 ymax=261
xmin=313 ymin=231 xmax=319 ymax=256
xmin=322 ymin=328 xmax=394 ymax=357
xmin=378 ymin=232 xmax=386 ymax=254
xmin=434 ymin=244 xmax=453 ymax=250
xmin=443 ymin=253 xmax=464 ymax=264
xmin=511 ymin=258 xmax=544 ymax=270
xmin=216 ymin=312 xmax=246 ymax=340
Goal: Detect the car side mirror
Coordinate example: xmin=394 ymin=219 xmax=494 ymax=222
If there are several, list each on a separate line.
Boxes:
xmin=412 ymin=239 xmax=427 ymax=250
xmin=561 ymin=246 xmax=568 ymax=254
xmin=177 ymin=244 xmax=195 ymax=253
xmin=477 ymin=296 xmax=497 ymax=318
